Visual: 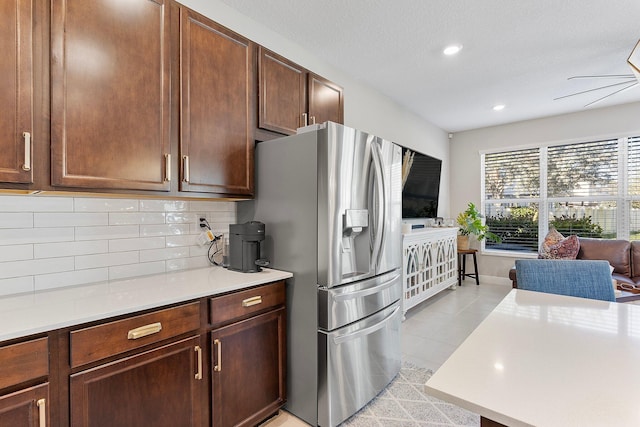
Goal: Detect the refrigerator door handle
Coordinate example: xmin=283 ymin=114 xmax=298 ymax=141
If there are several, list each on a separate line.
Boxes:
xmin=332 ymin=305 xmax=400 ymax=345
xmin=332 ymin=273 xmax=399 ymax=301
xmin=370 ymin=141 xmax=386 ymax=271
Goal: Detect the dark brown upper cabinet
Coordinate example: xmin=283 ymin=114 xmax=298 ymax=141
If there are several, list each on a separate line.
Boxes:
xmin=50 ymin=0 xmax=172 ymax=191
xmin=308 ymin=73 xmax=344 ymax=126
xmin=258 ymin=48 xmax=307 ymax=135
xmin=179 ymin=8 xmax=256 ymax=196
xmin=258 ymin=47 xmax=343 ymax=138
xmin=0 ymin=0 xmax=35 ymax=184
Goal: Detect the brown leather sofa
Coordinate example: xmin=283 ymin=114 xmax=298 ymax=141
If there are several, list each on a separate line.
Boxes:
xmin=509 ymin=238 xmax=640 ymax=287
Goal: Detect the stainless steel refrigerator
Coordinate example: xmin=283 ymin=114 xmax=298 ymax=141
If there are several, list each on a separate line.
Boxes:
xmin=238 ymin=122 xmax=402 ymax=427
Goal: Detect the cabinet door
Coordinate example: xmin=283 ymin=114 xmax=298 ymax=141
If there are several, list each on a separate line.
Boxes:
xmin=0 ymin=0 xmax=33 ymax=183
xmin=258 ymin=47 xmax=306 ymax=136
xmin=51 ymin=0 xmax=171 ymax=191
xmin=0 ymin=383 xmax=49 ymax=427
xmin=180 ymin=9 xmax=255 ymax=196
xmin=70 ymin=336 xmax=202 ymax=427
xmin=308 ymin=73 xmax=344 ymax=126
xmin=211 ymin=308 xmax=286 ymax=427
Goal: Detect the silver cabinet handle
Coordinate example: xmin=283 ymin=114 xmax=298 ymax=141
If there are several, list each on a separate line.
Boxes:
xmin=194 ymin=346 xmax=202 ymax=380
xmin=22 ymin=132 xmax=31 ymax=171
xmin=310 ymin=116 xmax=316 ymax=125
xmin=183 ymin=155 xmax=190 ymax=182
xmin=37 ymin=398 xmax=46 ymax=427
xmin=127 ymin=322 xmax=162 ymax=340
xmin=213 ymin=339 xmax=222 ymax=372
xmin=164 ymin=154 xmax=171 ymax=182
xmin=302 ymin=112 xmax=308 ymax=126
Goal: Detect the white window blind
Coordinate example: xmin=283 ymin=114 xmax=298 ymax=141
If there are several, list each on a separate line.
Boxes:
xmin=629 ymin=136 xmax=640 ymax=196
xmin=547 ymin=139 xmax=618 ymax=197
xmin=485 ymin=148 xmax=539 ymax=200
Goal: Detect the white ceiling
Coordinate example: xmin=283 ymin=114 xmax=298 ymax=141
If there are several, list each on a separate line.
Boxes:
xmin=218 ymin=0 xmax=640 ymax=132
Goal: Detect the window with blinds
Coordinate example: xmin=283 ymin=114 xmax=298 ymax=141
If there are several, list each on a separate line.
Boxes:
xmin=482 ymin=135 xmax=640 ymax=253
xmin=484 ymin=149 xmax=540 ymax=252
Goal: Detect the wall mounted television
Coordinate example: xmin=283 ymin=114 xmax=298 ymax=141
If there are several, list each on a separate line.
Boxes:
xmin=401 ymin=148 xmax=442 ymax=219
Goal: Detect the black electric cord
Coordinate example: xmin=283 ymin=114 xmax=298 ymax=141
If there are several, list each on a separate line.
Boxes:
xmin=207 ymin=233 xmax=224 ymax=266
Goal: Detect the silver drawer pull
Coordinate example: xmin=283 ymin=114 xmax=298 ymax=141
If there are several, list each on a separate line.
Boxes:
xmin=127 ymin=322 xmax=162 ymax=340
xmin=242 ymin=296 xmax=262 ymax=307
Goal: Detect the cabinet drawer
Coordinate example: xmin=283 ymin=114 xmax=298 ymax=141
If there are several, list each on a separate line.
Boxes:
xmin=209 ymin=281 xmax=285 ymax=326
xmin=70 ymin=302 xmax=200 ymax=368
xmin=0 ymin=337 xmax=48 ymax=390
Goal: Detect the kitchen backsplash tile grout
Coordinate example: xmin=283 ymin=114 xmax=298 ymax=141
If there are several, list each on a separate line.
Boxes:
xmin=0 ymin=195 xmax=237 ymax=296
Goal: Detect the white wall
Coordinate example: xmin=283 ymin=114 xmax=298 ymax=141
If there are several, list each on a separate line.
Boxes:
xmin=0 ymin=0 xmax=449 ymax=296
xmin=450 ymin=101 xmax=640 ymax=283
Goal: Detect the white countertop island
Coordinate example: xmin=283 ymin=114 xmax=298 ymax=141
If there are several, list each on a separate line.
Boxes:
xmin=425 ymin=289 xmax=640 ymax=427
xmin=0 ymin=267 xmax=292 ymax=342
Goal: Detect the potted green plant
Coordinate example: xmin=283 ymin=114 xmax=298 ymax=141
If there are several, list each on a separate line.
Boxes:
xmin=456 ymin=202 xmax=501 ymax=249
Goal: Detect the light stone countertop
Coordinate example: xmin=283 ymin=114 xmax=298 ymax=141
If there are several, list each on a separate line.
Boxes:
xmin=425 ymin=289 xmax=640 ymax=427
xmin=0 ymin=266 xmax=292 ymax=342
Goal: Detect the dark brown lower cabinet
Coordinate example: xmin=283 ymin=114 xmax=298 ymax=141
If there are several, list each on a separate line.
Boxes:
xmin=211 ymin=308 xmax=286 ymax=427
xmin=0 ymin=383 xmax=49 ymax=427
xmin=70 ymin=336 xmax=202 ymax=427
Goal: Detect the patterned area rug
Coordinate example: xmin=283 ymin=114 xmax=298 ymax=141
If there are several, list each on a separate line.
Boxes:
xmin=340 ymin=363 xmax=479 ymax=426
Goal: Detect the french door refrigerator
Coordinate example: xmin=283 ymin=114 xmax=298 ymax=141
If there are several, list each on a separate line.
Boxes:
xmin=238 ymin=122 xmax=402 ymax=427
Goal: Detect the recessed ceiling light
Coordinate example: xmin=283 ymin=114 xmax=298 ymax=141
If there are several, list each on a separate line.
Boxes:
xmin=493 ymin=104 xmax=506 ymax=111
xmin=443 ymin=44 xmax=462 ymax=56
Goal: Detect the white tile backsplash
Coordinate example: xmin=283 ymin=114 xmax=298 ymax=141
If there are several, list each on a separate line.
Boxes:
xmin=0 ymin=244 xmax=33 ymax=262
xmin=109 ymin=212 xmax=166 ymax=225
xmin=0 ymin=195 xmax=237 ymax=296
xmin=0 ymin=213 xmax=34 ymax=228
xmin=139 ymin=199 xmax=188 ymax=212
xmin=75 ymin=251 xmax=140 ymax=270
xmin=34 ymin=212 xmax=109 ymax=227
xmin=0 ymin=195 xmax=73 ymax=212
xmin=109 ymin=261 xmax=166 ymax=281
xmin=75 ymin=225 xmax=140 ymax=241
xmin=140 ymin=224 xmax=190 ymax=237
xmin=108 ymin=237 xmax=165 ymax=252
xmin=74 ymin=197 xmax=139 ymax=212
xmin=34 ymin=241 xmax=108 ymax=258
xmin=34 ymin=268 xmax=109 ymax=292
xmin=0 ymin=257 xmax=75 ymax=279
xmin=0 ymin=227 xmax=75 ymax=245
xmin=0 ymin=277 xmax=34 ymax=296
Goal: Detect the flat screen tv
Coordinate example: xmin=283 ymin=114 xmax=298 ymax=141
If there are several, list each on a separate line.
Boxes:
xmin=401 ymin=148 xmax=442 ymax=219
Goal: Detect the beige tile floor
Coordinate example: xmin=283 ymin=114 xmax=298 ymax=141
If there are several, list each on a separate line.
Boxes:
xmin=261 ymin=278 xmax=512 ymax=426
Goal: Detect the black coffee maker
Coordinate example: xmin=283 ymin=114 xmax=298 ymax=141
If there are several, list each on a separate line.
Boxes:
xmin=227 ymin=221 xmax=270 ymax=273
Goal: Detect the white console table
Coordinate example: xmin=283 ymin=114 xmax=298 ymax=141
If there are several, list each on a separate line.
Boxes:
xmin=402 ymin=227 xmax=458 ymax=318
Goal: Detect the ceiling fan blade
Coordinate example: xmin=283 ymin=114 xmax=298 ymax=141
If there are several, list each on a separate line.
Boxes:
xmin=554 ymin=80 xmax=637 ymax=101
xmin=568 ymin=74 xmax=635 ymax=80
xmin=584 ymin=81 xmax=638 ymax=107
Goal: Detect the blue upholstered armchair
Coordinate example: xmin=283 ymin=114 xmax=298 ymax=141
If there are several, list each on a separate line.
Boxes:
xmin=515 ymin=259 xmax=616 ymax=302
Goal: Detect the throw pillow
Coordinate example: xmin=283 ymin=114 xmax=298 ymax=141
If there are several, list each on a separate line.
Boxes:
xmin=539 ymin=228 xmax=580 ymax=259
